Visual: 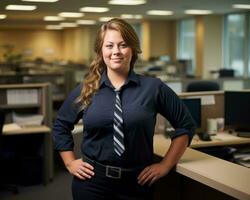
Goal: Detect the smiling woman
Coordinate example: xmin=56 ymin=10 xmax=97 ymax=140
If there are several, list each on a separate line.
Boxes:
xmin=53 ymin=18 xmax=195 ymax=200
xmin=102 ymin=29 xmax=132 ymax=87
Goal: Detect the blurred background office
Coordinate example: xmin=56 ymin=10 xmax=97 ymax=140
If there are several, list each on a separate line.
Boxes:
xmin=1 ymin=0 xmax=250 ymax=199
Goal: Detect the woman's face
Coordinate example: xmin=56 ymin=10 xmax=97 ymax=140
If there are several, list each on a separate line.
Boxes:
xmin=102 ymin=29 xmax=132 ymax=75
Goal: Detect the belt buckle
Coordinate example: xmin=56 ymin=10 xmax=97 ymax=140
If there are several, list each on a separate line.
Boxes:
xmin=105 ymin=165 xmax=122 ymax=179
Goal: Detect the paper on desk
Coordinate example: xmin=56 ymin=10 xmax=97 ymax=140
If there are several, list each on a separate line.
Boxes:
xmin=12 ymin=112 xmax=43 ymax=126
xmin=3 ymin=123 xmax=22 ymax=132
xmin=188 ymin=95 xmax=215 ymax=105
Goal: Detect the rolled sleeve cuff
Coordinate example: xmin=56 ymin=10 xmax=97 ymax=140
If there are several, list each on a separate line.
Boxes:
xmin=168 ymin=128 xmax=195 ymax=146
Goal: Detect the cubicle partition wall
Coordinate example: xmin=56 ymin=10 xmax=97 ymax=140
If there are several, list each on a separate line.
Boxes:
xmin=0 ymin=83 xmax=53 ymax=185
xmin=179 ymin=91 xmax=224 ymax=133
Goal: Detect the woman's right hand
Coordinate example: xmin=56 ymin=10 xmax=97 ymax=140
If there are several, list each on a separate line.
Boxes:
xmin=66 ymin=158 xmax=95 ymax=180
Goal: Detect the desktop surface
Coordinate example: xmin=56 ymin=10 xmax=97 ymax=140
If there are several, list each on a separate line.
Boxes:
xmin=191 ymin=131 xmax=250 ymax=148
xmin=153 ymin=134 xmax=250 ymax=200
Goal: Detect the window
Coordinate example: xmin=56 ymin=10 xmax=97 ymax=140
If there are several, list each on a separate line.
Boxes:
xmin=177 ymin=18 xmax=196 ymax=75
xmin=224 ymin=14 xmax=246 ymax=76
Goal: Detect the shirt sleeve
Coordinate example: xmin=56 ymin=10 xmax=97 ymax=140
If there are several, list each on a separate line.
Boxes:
xmin=156 ymin=80 xmax=196 ymax=145
xmin=53 ymin=84 xmax=83 ymax=151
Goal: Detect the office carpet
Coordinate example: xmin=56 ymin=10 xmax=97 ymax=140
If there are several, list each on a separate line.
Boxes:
xmin=0 ymin=168 xmax=72 ymax=200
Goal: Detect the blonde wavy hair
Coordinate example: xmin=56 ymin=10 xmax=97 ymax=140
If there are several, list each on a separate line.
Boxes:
xmin=77 ymin=18 xmax=142 ymax=108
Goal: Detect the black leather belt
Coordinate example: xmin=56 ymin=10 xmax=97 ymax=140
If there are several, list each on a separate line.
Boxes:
xmin=82 ymin=155 xmax=143 ymax=179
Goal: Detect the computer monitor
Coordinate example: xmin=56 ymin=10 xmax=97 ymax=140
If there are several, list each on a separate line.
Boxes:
xmin=182 ymin=98 xmax=201 ymax=129
xmin=224 ymin=91 xmax=250 ymax=133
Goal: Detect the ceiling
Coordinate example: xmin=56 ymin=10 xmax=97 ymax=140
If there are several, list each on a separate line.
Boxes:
xmin=0 ymin=0 xmax=250 ymax=29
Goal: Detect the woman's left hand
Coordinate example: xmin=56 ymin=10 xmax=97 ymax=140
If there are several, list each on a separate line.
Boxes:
xmin=137 ymin=162 xmax=171 ymax=186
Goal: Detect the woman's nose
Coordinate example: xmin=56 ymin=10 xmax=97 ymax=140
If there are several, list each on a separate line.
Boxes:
xmin=113 ymin=45 xmax=121 ymax=54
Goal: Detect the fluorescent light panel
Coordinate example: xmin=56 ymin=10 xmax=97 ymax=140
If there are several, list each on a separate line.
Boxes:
xmin=121 ymin=14 xmax=142 ymax=19
xmin=6 ymin=5 xmax=37 ymax=11
xmin=60 ymin=22 xmax=78 ymax=27
xmin=185 ymin=9 xmax=213 ymax=15
xmin=59 ymin=12 xmax=84 ymax=18
xmin=147 ymin=10 xmax=173 ymax=16
xmin=108 ymin=0 xmax=146 ymax=5
xmin=46 ymin=25 xmax=63 ymax=30
xmin=22 ymin=0 xmax=58 ymax=2
xmin=80 ymin=7 xmax=109 ymax=13
xmin=77 ymin=20 xmax=96 ymax=25
xmin=99 ymin=17 xmax=113 ymax=22
xmin=44 ymin=16 xmax=64 ymax=21
xmin=233 ymin=4 xmax=250 ymax=9
xmin=0 ymin=14 xmax=7 ymax=19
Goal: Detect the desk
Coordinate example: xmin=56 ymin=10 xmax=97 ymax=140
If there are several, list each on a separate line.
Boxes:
xmin=191 ymin=132 xmax=250 ymax=148
xmin=154 ymin=134 xmax=250 ymax=200
xmin=3 ymin=125 xmax=53 ymax=185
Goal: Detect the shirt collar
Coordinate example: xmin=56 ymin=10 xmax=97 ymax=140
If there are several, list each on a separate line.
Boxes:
xmin=100 ymin=69 xmax=140 ymax=89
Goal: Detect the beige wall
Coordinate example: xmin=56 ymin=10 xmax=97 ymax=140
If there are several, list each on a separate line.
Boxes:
xmin=0 ymin=26 xmax=99 ymax=63
xmin=141 ymin=21 xmax=150 ymax=60
xmin=194 ymin=15 xmax=223 ymax=78
xmin=195 ymin=16 xmax=204 ymax=78
xmin=0 ymin=29 xmax=63 ymax=62
xmin=150 ymin=20 xmax=176 ymax=60
xmin=203 ymin=15 xmax=223 ymax=79
xmin=141 ymin=20 xmax=176 ymax=61
xmin=62 ymin=26 xmax=98 ymax=64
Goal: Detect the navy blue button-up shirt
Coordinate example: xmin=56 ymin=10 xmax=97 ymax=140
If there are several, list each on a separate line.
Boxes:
xmin=53 ymin=70 xmax=195 ymax=167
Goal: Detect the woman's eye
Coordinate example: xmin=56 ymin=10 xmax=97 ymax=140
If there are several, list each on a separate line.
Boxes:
xmin=106 ymin=44 xmax=113 ymax=48
xmin=120 ymin=44 xmax=128 ymax=48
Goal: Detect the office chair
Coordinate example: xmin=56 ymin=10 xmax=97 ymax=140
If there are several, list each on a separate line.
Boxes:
xmin=186 ymin=80 xmax=220 ymax=92
xmin=0 ymin=110 xmax=19 ymax=194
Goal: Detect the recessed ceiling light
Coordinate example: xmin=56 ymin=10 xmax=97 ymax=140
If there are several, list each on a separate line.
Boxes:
xmin=60 ymin=22 xmax=78 ymax=27
xmin=99 ymin=17 xmax=114 ymax=22
xmin=232 ymin=4 xmax=250 ymax=9
xmin=22 ymin=0 xmax=59 ymax=2
xmin=185 ymin=10 xmax=213 ymax=15
xmin=146 ymin=10 xmax=173 ymax=16
xmin=80 ymin=7 xmax=109 ymax=13
xmin=58 ymin=12 xmax=84 ymax=18
xmin=0 ymin=14 xmax=7 ymax=19
xmin=121 ymin=14 xmax=143 ymax=19
xmin=108 ymin=0 xmax=146 ymax=5
xmin=46 ymin=25 xmax=63 ymax=30
xmin=6 ymin=5 xmax=37 ymax=11
xmin=77 ymin=20 xmax=96 ymax=25
xmin=44 ymin=16 xmax=64 ymax=21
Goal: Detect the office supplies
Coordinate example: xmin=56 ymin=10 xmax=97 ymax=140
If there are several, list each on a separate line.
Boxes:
xmin=206 ymin=118 xmax=218 ymax=135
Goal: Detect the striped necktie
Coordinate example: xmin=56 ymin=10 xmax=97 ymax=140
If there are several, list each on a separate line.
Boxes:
xmin=113 ymin=89 xmax=125 ymax=156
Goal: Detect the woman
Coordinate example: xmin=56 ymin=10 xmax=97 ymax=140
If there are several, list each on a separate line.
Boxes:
xmin=53 ymin=18 xmax=195 ymax=200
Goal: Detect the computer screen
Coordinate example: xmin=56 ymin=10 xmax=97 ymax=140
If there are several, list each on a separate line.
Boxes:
xmin=182 ymin=98 xmax=201 ymax=128
xmin=224 ymin=91 xmax=250 ymax=132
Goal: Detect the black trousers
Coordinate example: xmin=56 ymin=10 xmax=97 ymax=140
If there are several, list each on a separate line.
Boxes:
xmin=71 ymin=161 xmax=153 ymax=200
